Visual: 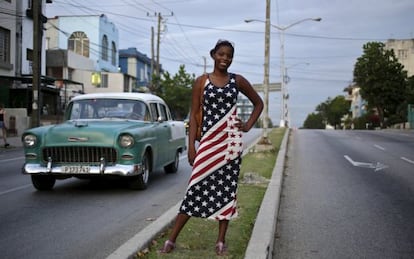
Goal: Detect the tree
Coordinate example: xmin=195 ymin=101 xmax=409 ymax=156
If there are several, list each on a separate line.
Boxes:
xmin=315 ymin=96 xmax=350 ymax=129
xmin=326 ymin=96 xmax=350 ymax=128
xmin=159 ymin=65 xmax=195 ymax=120
xmin=303 ymin=112 xmax=325 ymax=129
xmin=353 ymin=42 xmax=407 ymax=127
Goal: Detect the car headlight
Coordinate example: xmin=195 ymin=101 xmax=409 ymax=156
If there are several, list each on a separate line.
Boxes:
xmin=119 ymin=134 xmax=134 ymax=148
xmin=23 ymin=134 xmax=37 ymax=147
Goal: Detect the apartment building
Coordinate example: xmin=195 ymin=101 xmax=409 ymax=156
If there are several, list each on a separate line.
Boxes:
xmin=119 ymin=47 xmax=153 ymax=92
xmin=0 ymin=0 xmax=52 ymax=133
xmin=385 ymin=39 xmax=414 ymax=76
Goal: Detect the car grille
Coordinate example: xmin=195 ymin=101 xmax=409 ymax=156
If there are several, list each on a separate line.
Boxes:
xmin=42 ymin=146 xmax=117 ymax=165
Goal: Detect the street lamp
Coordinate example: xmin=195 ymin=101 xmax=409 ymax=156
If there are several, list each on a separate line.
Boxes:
xmin=284 ymin=62 xmax=310 ymax=124
xmin=245 ymin=17 xmax=321 ymax=128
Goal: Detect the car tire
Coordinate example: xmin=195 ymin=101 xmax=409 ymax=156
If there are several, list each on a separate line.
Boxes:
xmin=128 ymin=152 xmax=150 ymax=190
xmin=164 ymin=150 xmax=179 ymax=174
xmin=31 ymin=175 xmax=56 ymax=190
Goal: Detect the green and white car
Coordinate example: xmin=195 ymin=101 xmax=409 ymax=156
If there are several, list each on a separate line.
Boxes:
xmin=22 ymin=93 xmax=187 ymax=190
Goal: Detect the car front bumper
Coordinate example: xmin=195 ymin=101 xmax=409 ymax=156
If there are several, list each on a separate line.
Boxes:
xmin=23 ymin=163 xmax=141 ymax=177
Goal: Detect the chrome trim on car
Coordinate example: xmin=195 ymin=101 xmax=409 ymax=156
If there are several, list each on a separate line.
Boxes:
xmin=23 ymin=163 xmax=141 ymax=176
xmin=67 ymin=137 xmax=89 ymax=142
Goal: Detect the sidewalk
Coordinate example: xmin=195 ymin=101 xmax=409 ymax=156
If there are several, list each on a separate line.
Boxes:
xmin=0 ymin=135 xmax=22 ymax=150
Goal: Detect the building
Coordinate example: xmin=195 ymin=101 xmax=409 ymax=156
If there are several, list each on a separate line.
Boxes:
xmin=385 ymin=39 xmax=414 ymax=76
xmin=119 ymin=47 xmax=153 ymax=92
xmin=46 ymin=14 xmax=119 ymax=73
xmin=45 ymin=14 xmax=135 ymax=103
xmin=345 ymin=85 xmax=366 ymax=119
xmin=0 ymin=0 xmax=53 ymax=133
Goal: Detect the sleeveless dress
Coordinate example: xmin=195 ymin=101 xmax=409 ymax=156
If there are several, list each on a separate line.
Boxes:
xmin=179 ymin=73 xmax=243 ymax=221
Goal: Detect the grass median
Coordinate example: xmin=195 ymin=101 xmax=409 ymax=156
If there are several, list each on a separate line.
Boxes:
xmin=134 ymin=128 xmax=286 ymax=258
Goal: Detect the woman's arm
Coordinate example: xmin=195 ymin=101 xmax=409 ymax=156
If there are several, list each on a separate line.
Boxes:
xmin=187 ymin=75 xmax=205 ymax=165
xmin=235 ymin=74 xmax=264 ymax=132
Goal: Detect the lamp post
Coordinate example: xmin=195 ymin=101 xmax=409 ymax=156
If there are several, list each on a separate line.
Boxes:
xmin=284 ymin=62 xmax=310 ymax=125
xmin=245 ymin=17 xmax=321 ymax=128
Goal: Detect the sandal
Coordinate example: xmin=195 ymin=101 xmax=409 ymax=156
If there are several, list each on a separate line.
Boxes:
xmin=159 ymin=240 xmax=176 ymax=254
xmin=215 ymin=241 xmax=227 ymax=256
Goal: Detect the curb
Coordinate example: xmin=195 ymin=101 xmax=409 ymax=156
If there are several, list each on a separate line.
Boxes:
xmin=244 ymin=128 xmax=289 ymax=259
xmin=106 ymin=203 xmax=180 ymax=259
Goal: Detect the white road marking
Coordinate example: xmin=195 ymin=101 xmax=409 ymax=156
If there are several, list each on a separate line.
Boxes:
xmin=374 ymin=144 xmax=385 ymax=151
xmin=401 ymin=157 xmax=414 ymax=164
xmin=344 ymin=155 xmax=388 ymax=171
xmin=0 ymin=156 xmax=24 ymax=162
xmin=0 ymin=184 xmax=32 ymax=196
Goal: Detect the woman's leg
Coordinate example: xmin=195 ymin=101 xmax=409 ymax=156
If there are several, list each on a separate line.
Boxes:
xmin=216 ymin=220 xmax=229 ymax=255
xmin=2 ymin=127 xmax=7 ymax=144
xmin=169 ymin=213 xmax=191 ymax=243
xmin=159 ymin=213 xmax=190 ymax=253
xmin=217 ymin=220 xmax=229 ymax=243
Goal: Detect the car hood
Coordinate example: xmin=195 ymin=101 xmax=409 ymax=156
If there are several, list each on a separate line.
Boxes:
xmin=38 ymin=120 xmax=148 ymax=146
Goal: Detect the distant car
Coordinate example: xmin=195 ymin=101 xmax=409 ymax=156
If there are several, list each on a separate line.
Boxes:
xmin=183 ymin=113 xmax=189 ymax=135
xmin=21 ymin=92 xmax=187 ymax=190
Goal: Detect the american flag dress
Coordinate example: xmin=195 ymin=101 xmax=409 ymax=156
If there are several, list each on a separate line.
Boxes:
xmin=179 ymin=73 xmax=243 ymax=221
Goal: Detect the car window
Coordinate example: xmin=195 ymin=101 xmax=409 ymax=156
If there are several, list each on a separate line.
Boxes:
xmin=159 ymin=104 xmax=169 ymax=121
xmin=149 ymin=103 xmax=159 ymax=121
xmin=69 ymin=101 xmax=95 ymax=119
xmin=68 ymin=99 xmax=149 ymax=120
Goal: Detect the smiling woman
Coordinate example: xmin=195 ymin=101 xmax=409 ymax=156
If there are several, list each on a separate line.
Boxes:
xmin=159 ymin=39 xmax=264 ymax=256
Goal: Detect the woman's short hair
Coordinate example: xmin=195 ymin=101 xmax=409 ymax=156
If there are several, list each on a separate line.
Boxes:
xmin=210 ymin=39 xmax=235 ymax=57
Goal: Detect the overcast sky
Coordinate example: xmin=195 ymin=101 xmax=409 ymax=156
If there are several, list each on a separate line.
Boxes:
xmin=46 ymin=0 xmax=414 ymax=127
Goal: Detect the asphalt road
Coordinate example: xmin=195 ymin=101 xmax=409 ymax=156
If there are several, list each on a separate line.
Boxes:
xmin=0 ymin=129 xmax=261 ymax=259
xmin=274 ymin=129 xmax=414 ymax=259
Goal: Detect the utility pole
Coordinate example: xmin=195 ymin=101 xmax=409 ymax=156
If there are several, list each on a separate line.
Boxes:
xmin=261 ymin=0 xmax=271 ymax=144
xmin=156 ymin=13 xmax=161 ymax=82
xmin=203 ymin=56 xmax=207 ymax=74
xmin=150 ymin=26 xmax=155 ymax=90
xmin=147 ymin=12 xmax=173 ymax=91
xmin=32 ymin=0 xmax=42 ymax=128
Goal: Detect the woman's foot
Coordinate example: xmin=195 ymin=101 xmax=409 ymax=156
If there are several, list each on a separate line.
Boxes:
xmin=159 ymin=240 xmax=175 ymax=254
xmin=215 ymin=241 xmax=227 ymax=256
xmin=4 ymin=143 xmax=9 ymax=148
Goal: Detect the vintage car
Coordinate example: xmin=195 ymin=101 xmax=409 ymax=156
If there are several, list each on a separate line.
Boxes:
xmin=21 ymin=92 xmax=187 ymax=190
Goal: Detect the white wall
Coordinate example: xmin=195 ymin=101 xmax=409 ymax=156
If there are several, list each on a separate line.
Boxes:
xmin=4 ymin=108 xmax=29 ymax=136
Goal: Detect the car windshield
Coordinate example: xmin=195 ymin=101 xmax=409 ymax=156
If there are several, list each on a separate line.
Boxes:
xmin=67 ymin=99 xmax=150 ymax=121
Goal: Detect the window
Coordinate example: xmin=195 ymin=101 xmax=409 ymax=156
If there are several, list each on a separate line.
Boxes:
xmin=111 ymin=41 xmax=116 ymax=65
xmin=159 ymin=104 xmax=170 ymax=121
xmin=101 ymin=35 xmax=108 ymax=61
xmin=150 ymin=103 xmax=159 ymax=121
xmin=0 ymin=27 xmax=11 ymax=69
xmin=68 ymin=31 xmax=90 ymax=57
xmin=397 ymin=49 xmax=408 ymax=60
xmin=100 ymin=74 xmax=108 ymax=88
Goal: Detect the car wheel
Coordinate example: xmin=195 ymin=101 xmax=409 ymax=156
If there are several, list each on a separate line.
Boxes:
xmin=164 ymin=150 xmax=179 ymax=174
xmin=128 ymin=152 xmax=150 ymax=190
xmin=31 ymin=175 xmax=56 ymax=190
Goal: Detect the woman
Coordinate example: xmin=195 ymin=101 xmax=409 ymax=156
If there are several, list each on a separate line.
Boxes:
xmin=160 ymin=39 xmax=263 ymax=256
xmin=0 ymin=103 xmax=10 ymax=148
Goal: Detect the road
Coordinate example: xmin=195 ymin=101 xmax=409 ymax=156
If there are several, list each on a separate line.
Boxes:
xmin=0 ymin=129 xmax=261 ymax=259
xmin=274 ymin=129 xmax=414 ymax=259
